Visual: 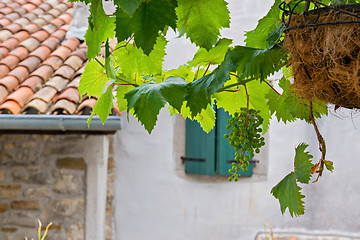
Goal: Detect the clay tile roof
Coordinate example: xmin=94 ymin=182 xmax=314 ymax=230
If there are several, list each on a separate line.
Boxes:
xmin=0 ymin=0 xmax=119 ymax=117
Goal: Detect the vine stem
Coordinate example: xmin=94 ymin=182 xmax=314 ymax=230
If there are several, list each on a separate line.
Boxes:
xmin=309 ymin=101 xmax=327 ymax=182
xmin=263 ymin=80 xmax=282 ymax=96
xmin=95 ymin=57 xmax=105 ymax=69
xmin=217 ymin=77 xmax=257 ymax=92
xmin=203 ymin=63 xmax=211 ymax=77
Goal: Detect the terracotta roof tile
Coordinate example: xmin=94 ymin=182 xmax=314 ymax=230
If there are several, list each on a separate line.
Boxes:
xmin=19 ymin=56 xmax=41 ymax=72
xmin=77 ymin=98 xmax=97 ymax=115
xmin=69 ymin=48 xmax=87 ymax=61
xmin=6 ymin=86 xmax=33 ymax=107
xmin=31 ymin=65 xmax=53 ymax=82
xmin=30 ymin=46 xmax=51 ymax=61
xmin=20 ymin=76 xmax=43 ymax=92
xmin=50 ymin=18 xmax=64 ymax=28
xmin=39 ymin=3 xmax=52 ymax=12
xmin=67 ymin=76 xmax=80 ymax=88
xmin=0 ymin=86 xmax=8 ymax=104
xmin=14 ymin=17 xmax=30 ymax=27
xmin=12 ymin=30 xmax=30 ymax=42
xmin=0 ymin=30 xmax=12 ymax=41
xmin=43 ymin=56 xmax=63 ymax=70
xmin=5 ymin=12 xmax=20 ymax=22
xmin=50 ymin=46 xmax=71 ymax=61
xmin=23 ymin=12 xmax=36 ymax=22
xmin=56 ymin=87 xmax=80 ymax=103
xmin=51 ymin=98 xmax=76 ymax=114
xmin=31 ymin=30 xmax=50 ymax=42
xmin=0 ymin=65 xmax=10 ymax=78
xmin=0 ymin=0 xmax=119 ymax=117
xmin=0 ymin=18 xmax=11 ymax=27
xmin=62 ymin=37 xmax=80 ymax=51
xmin=0 ymin=47 xmax=10 ymax=59
xmin=4 ymin=23 xmax=22 ymax=34
xmin=32 ymin=18 xmax=47 ymax=28
xmin=54 ymin=65 xmax=75 ymax=79
xmin=0 ymin=76 xmax=19 ymax=91
xmin=22 ymin=23 xmax=40 ymax=34
xmin=1 ymin=38 xmax=20 ymax=50
xmin=10 ymin=46 xmax=29 ymax=61
xmin=0 ymin=100 xmax=21 ymax=114
xmin=20 ymin=37 xmax=40 ymax=52
xmin=54 ymin=3 xmax=69 ymax=13
xmin=48 ymin=8 xmax=62 ymax=18
xmin=41 ymin=36 xmax=60 ymax=51
xmin=8 ymin=66 xmax=29 ymax=83
xmin=0 ymin=7 xmax=12 ymax=15
xmin=31 ymin=8 xmax=45 ymax=16
xmin=0 ymin=55 xmax=20 ymax=70
xmin=23 ymin=99 xmax=50 ymax=114
xmin=46 ymin=76 xmax=68 ymax=91
xmin=64 ymin=55 xmax=83 ymax=71
xmin=22 ymin=3 xmax=36 ymax=13
xmin=39 ymin=14 xmax=54 ymax=23
xmin=32 ymin=86 xmax=57 ymax=102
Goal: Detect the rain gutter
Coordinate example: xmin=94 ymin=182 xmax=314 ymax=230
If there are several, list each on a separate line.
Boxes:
xmin=0 ymin=115 xmax=121 ymax=134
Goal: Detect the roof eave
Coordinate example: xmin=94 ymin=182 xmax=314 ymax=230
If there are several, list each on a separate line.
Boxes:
xmin=0 ymin=115 xmax=121 ymax=134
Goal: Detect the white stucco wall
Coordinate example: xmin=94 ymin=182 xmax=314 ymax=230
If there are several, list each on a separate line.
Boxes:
xmin=114 ymin=1 xmax=360 ymax=239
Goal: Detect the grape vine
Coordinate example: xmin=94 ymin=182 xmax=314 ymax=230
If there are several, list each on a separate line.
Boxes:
xmin=72 ymin=0 xmax=358 ymax=216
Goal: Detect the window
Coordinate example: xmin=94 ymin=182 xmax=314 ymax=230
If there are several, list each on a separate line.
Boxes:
xmin=182 ymin=107 xmax=253 ymax=177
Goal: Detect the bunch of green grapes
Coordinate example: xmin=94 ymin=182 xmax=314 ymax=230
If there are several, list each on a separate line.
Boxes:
xmin=224 ymin=107 xmax=265 ymax=181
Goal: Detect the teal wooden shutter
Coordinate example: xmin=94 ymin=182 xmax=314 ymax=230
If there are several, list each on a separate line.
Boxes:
xmin=184 ymin=119 xmax=216 ymax=175
xmin=216 ymin=108 xmax=253 ymax=177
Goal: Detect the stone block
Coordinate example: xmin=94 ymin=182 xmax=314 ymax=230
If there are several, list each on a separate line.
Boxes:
xmin=0 ymin=190 xmax=20 ymax=198
xmin=0 ymin=170 xmax=6 ymax=181
xmin=11 ymin=167 xmax=29 ymax=181
xmin=0 ymin=203 xmax=8 ymax=212
xmin=67 ymin=221 xmax=84 ymax=240
xmin=29 ymin=172 xmax=50 ymax=184
xmin=54 ymin=174 xmax=79 ymax=194
xmin=1 ymin=227 xmax=17 ymax=232
xmin=0 ymin=184 xmax=21 ymax=190
xmin=43 ymin=142 xmax=83 ymax=156
xmin=56 ymin=157 xmax=85 ymax=170
xmin=42 ymin=198 xmax=84 ymax=220
xmin=23 ymin=187 xmax=51 ymax=199
xmin=10 ymin=200 xmax=40 ymax=210
xmin=20 ymin=141 xmax=38 ymax=148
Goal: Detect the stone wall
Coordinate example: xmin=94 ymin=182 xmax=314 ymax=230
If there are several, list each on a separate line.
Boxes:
xmin=0 ymin=134 xmax=115 ymax=240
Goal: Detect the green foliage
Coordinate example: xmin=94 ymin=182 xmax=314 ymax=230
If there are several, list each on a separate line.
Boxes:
xmin=271 ymin=143 xmax=314 ymax=216
xmin=245 ymin=0 xmax=282 ymax=49
xmin=267 ymin=77 xmax=328 ymax=123
xmin=125 ymin=77 xmax=187 ymax=133
xmin=79 ymin=0 xmax=341 ymax=217
xmin=176 ymin=0 xmax=230 ymax=50
xmin=84 ymin=0 xmax=115 ymax=59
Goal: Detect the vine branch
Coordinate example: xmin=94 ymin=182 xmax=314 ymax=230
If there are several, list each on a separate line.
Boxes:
xmin=309 ymin=101 xmax=327 ymax=182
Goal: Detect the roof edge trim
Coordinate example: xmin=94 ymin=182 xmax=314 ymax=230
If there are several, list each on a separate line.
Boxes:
xmin=0 ymin=114 xmax=121 ymax=132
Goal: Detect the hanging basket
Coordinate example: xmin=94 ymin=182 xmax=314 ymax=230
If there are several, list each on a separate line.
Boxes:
xmin=282 ymin=1 xmax=360 ymax=108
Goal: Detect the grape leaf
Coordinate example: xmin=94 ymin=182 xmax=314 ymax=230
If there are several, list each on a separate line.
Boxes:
xmin=185 ymin=49 xmax=238 ymax=117
xmin=294 ymin=143 xmax=313 ymax=184
xmin=84 ymin=0 xmax=115 ymax=59
xmin=115 ymin=83 xmax=135 ymax=112
xmin=115 ymin=0 xmax=143 ymax=16
xmin=271 ymin=172 xmax=305 ymax=217
xmin=115 ymin=0 xmax=177 ymax=55
xmin=234 ymin=45 xmax=287 ymax=81
xmin=79 ymin=59 xmax=108 ymax=97
xmin=164 ymin=65 xmax=195 ymax=83
xmin=188 ymin=38 xmax=233 ymax=67
xmin=105 ymin=40 xmax=115 ymax=79
xmin=113 ymin=35 xmax=167 ymax=79
xmin=324 ymin=160 xmax=334 ymax=172
xmin=267 ymin=77 xmax=328 ymax=123
xmin=176 ymin=0 xmax=230 ymax=50
xmin=245 ymin=0 xmax=282 ymax=49
xmin=125 ymin=77 xmax=187 ymax=133
xmin=87 ymin=84 xmax=114 ymax=125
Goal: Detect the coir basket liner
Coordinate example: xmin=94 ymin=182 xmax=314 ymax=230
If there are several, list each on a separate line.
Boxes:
xmin=284 ymin=3 xmax=360 ymax=109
